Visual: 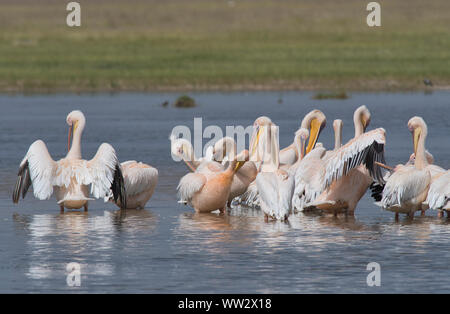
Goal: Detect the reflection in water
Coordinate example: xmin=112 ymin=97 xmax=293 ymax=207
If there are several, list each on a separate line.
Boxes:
xmin=12 ymin=209 xmax=158 ymax=282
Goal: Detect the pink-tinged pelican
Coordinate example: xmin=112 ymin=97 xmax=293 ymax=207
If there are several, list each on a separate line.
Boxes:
xmin=426 ymin=170 xmax=450 ymax=217
xmin=212 ymin=137 xmax=257 ymax=205
xmin=380 ymin=117 xmax=434 ymax=220
xmin=294 ymin=106 xmax=386 ymax=215
xmin=177 ymin=150 xmax=249 ymax=213
xmin=108 ymin=160 xmax=158 ymax=209
xmin=250 ymin=119 xmax=295 ymax=221
xmin=13 ymin=110 xmax=126 ymax=212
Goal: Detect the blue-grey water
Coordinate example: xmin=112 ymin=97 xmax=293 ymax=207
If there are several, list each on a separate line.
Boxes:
xmin=0 ymin=91 xmax=449 ymax=293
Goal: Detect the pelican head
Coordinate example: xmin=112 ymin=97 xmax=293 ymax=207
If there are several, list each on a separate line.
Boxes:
xmin=213 ymin=137 xmax=236 ymax=162
xmin=294 ymin=128 xmax=309 ymax=160
xmin=354 ymin=105 xmax=371 ymax=134
xmin=408 ymin=116 xmax=427 ymax=156
xmin=66 ymin=110 xmax=86 ymax=152
xmin=300 ymin=110 xmax=326 ymax=154
xmin=333 ymin=119 xmax=343 ymax=132
xmin=170 ymin=137 xmax=194 ymax=161
xmin=249 ymin=116 xmax=274 ymax=161
xmin=333 ymin=119 xmax=343 ymax=149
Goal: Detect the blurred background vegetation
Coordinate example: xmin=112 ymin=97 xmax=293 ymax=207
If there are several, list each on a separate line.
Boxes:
xmin=0 ymin=0 xmax=449 ymax=92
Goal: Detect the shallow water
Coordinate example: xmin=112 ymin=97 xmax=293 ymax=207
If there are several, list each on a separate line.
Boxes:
xmin=0 ymin=91 xmax=449 ymax=293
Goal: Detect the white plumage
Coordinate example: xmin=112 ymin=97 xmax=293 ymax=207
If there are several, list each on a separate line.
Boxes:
xmin=426 ymin=170 xmax=450 ymax=210
xmin=13 ymin=110 xmax=126 ymax=211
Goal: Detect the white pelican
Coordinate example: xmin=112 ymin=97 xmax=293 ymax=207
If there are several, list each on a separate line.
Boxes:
xmin=280 ymin=110 xmax=327 ymax=166
xmin=212 ymin=137 xmax=257 ymax=205
xmin=13 ymin=110 xmax=127 ymax=212
xmin=170 ymin=135 xmax=219 ymax=172
xmin=380 ymin=117 xmax=434 ymax=219
xmin=238 ymin=111 xmax=326 ymax=207
xmin=177 ymin=150 xmax=249 ymax=213
xmin=426 ymin=170 xmax=450 ymax=217
xmin=293 ymin=106 xmax=386 ymax=215
xmin=250 ymin=119 xmax=295 ymax=221
xmin=107 ymin=160 xmax=158 ymax=209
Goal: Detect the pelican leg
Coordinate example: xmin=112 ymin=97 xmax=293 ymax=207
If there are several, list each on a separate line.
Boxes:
xmin=421 ymin=210 xmax=425 ymax=216
xmin=84 ymin=204 xmax=88 ymax=212
xmin=395 ymin=212 xmax=399 ymax=222
xmin=438 ymin=211 xmax=443 ymax=218
xmin=60 ymin=205 xmax=64 ymax=213
xmin=264 ymin=213 xmax=269 ymax=223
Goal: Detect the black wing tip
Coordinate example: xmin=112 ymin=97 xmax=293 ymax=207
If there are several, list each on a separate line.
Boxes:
xmin=369 ymin=182 xmax=384 ymax=202
xmin=112 ymin=164 xmax=127 ymax=210
xmin=12 ymin=161 xmax=31 ymax=204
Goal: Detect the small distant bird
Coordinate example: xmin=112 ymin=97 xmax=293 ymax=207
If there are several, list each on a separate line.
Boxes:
xmin=423 ymin=79 xmax=433 ymax=86
xmin=161 ymin=101 xmax=169 ymax=107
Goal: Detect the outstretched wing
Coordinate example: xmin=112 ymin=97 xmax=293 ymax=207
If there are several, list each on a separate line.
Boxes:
xmin=323 ymin=128 xmax=386 ymax=189
xmin=120 ymin=161 xmax=159 ymax=197
xmin=13 ymin=140 xmax=56 ymax=203
xmin=87 ymin=143 xmax=127 ymax=208
xmin=177 ymin=173 xmax=206 ymax=204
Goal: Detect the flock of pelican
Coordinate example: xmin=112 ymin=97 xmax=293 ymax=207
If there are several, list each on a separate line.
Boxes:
xmin=172 ymin=106 xmax=449 ymax=221
xmin=12 ymin=108 xmax=450 ymax=222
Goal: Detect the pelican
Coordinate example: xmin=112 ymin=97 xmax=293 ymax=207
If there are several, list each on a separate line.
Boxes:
xmin=170 ymin=135 xmax=220 ymax=172
xmin=237 ymin=111 xmax=326 ymax=207
xmin=107 ymin=160 xmax=158 ymax=209
xmin=380 ymin=117 xmax=434 ymax=219
xmin=212 ymin=137 xmax=257 ymax=205
xmin=280 ymin=110 xmax=327 ymax=166
xmin=426 ymin=170 xmax=450 ymax=217
xmin=12 ymin=110 xmax=126 ymax=212
xmin=250 ymin=119 xmax=295 ymax=221
xmin=177 ymin=150 xmax=249 ymax=213
xmin=293 ymin=106 xmax=386 ymax=215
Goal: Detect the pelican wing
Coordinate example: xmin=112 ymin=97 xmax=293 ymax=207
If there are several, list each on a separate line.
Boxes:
xmin=293 ymin=152 xmax=326 ymax=210
xmin=177 ymin=172 xmax=206 ymax=204
xmin=257 ymin=171 xmax=294 ymax=219
xmin=426 ymin=171 xmax=450 ymax=210
xmin=381 ymin=166 xmax=430 ymax=209
xmin=87 ymin=143 xmax=127 ymax=208
xmin=120 ymin=161 xmax=159 ymax=197
xmin=323 ymin=128 xmax=386 ymax=189
xmin=13 ymin=140 xmax=56 ymax=202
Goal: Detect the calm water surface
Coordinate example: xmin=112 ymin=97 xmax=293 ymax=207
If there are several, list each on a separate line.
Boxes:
xmin=0 ymin=91 xmax=449 ymax=293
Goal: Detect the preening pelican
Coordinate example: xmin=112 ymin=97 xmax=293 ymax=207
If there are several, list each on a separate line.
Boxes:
xmin=238 ymin=111 xmax=326 ymax=207
xmin=426 ymin=170 xmax=450 ymax=217
xmin=108 ymin=160 xmax=158 ymax=209
xmin=282 ymin=128 xmax=309 ymax=175
xmin=380 ymin=117 xmax=434 ymax=219
xmin=280 ymin=110 xmax=327 ymax=166
xmin=177 ymin=150 xmax=249 ymax=213
xmin=250 ymin=120 xmax=295 ymax=221
xmin=170 ymin=135 xmax=220 ymax=172
xmin=13 ymin=110 xmax=127 ymax=212
xmin=212 ymin=137 xmax=257 ymax=205
xmin=293 ymin=106 xmax=386 ymax=215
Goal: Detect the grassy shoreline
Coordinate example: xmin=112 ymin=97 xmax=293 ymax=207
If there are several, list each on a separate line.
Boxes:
xmin=1 ymin=0 xmax=449 ymax=93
